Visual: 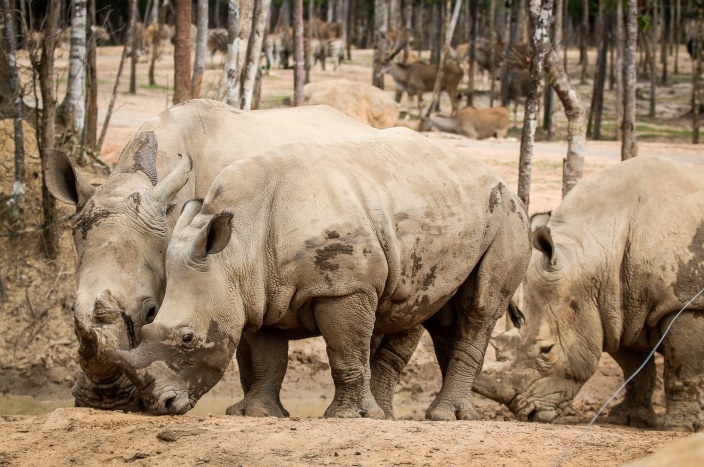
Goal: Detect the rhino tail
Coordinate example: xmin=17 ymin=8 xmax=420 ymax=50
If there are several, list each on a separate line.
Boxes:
xmin=508 ymin=299 xmax=525 ymax=329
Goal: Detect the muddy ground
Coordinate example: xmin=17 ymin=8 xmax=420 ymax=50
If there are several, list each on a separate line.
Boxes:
xmin=1 ymin=45 xmax=703 ymax=465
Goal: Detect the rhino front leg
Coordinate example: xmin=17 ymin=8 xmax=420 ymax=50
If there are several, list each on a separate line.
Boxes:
xmin=315 ymin=292 xmax=385 ymax=419
xmin=370 ymin=326 xmax=425 ymax=419
xmin=606 ymin=348 xmax=657 ymax=428
xmin=226 ymin=330 xmax=290 ymax=418
xmin=661 ymin=311 xmax=704 ymax=432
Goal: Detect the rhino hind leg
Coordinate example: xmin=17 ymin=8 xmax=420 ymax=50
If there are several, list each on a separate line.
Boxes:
xmin=606 ymin=348 xmax=657 ymax=428
xmin=661 ymin=311 xmax=704 ymax=432
xmin=369 ymin=326 xmax=425 ymax=419
xmin=226 ymin=331 xmax=290 ymax=418
xmin=425 ymin=208 xmax=531 ymax=422
xmin=315 ymin=292 xmax=385 ymax=419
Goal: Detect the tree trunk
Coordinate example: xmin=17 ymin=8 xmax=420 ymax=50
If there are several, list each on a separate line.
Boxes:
xmin=149 ymin=0 xmax=166 ymax=86
xmin=675 ymin=0 xmax=680 ymax=74
xmin=649 ymin=0 xmax=657 ymax=117
xmin=544 ymin=0 xmax=562 ymax=140
xmin=129 ymin=0 xmax=138 ymax=94
xmin=192 ymin=0 xmax=208 ymax=97
xmin=305 ymin=0 xmax=312 ymax=84
xmin=372 ymin=0 xmax=388 ymax=89
xmin=615 ymin=0 xmax=624 ymax=140
xmin=467 ymin=0 xmax=478 ymax=106
xmin=293 ymin=0 xmax=304 ymax=106
xmin=240 ymin=0 xmax=270 ymax=110
xmin=580 ymin=0 xmax=588 ymax=84
xmin=587 ymin=0 xmax=608 ymax=140
xmin=512 ymin=0 xmax=525 ymax=44
xmin=518 ymin=0 xmax=553 ymax=212
xmin=489 ymin=0 xmax=497 ymax=106
xmin=500 ymin=0 xmax=513 ymax=106
xmin=544 ymin=49 xmax=586 ymax=198
xmin=59 ymin=0 xmax=87 ymax=147
xmin=84 ymin=0 xmax=98 ymax=152
xmin=221 ymin=0 xmax=241 ymax=106
xmin=38 ymin=0 xmax=61 ymax=257
xmin=622 ymin=0 xmax=638 ymax=160
xmin=661 ymin=0 xmax=669 ymax=84
xmin=150 ymin=0 xmax=160 ymax=24
xmin=693 ymin=10 xmax=702 ymax=143
xmin=173 ymin=0 xmax=193 ymax=104
xmin=424 ymin=0 xmax=462 ymax=120
xmin=2 ymin=0 xmax=25 ymax=228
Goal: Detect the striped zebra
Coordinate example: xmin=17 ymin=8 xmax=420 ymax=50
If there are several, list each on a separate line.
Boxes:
xmin=206 ymin=28 xmax=229 ymax=64
xmin=263 ymin=34 xmax=282 ymax=72
xmin=319 ymin=38 xmax=345 ymax=71
xmin=305 ymin=38 xmax=321 ymax=68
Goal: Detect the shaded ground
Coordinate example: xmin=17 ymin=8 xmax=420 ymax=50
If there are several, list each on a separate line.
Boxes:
xmin=1 ymin=45 xmax=704 ymax=465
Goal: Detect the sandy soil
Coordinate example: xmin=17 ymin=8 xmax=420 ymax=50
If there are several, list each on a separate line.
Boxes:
xmin=1 ymin=45 xmax=704 ymax=465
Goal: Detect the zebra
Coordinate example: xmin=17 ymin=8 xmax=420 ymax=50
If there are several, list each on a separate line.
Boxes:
xmin=319 ymin=38 xmax=345 ymax=71
xmin=263 ymin=34 xmax=282 ymax=73
xmin=305 ymin=38 xmax=322 ymax=69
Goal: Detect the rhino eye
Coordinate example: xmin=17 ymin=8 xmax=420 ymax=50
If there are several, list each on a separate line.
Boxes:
xmin=182 ymin=332 xmax=194 ymax=343
xmin=540 ymin=344 xmax=555 ymax=354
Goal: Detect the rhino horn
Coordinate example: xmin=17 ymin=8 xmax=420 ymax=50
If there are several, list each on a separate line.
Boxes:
xmin=74 ymin=315 xmax=100 ymax=361
xmin=104 ymin=348 xmax=148 ymax=390
xmin=172 ymin=199 xmax=203 ymax=237
xmin=153 ymin=153 xmax=192 ymax=204
xmin=472 ymin=361 xmax=517 ymax=406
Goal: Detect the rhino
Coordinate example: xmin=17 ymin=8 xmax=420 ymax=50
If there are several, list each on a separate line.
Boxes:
xmin=44 ymin=99 xmax=423 ymax=417
xmin=474 ymin=156 xmax=704 ymax=432
xmin=104 ymin=128 xmax=532 ymax=419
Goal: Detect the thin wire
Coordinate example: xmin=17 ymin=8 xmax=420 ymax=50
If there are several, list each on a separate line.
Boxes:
xmin=552 ymin=284 xmax=704 ymax=467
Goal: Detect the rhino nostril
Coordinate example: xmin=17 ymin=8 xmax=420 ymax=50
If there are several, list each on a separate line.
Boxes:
xmin=527 ymin=409 xmax=538 ymax=422
xmin=164 ymin=397 xmax=176 ymax=413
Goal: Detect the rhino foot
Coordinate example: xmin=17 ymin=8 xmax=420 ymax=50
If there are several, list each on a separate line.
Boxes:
xmin=607 ymin=400 xmax=657 ymax=428
xmin=662 ymin=412 xmax=703 ymax=433
xmin=225 ymin=397 xmax=289 ymax=418
xmin=425 ymin=400 xmax=478 ymax=421
xmin=323 ymin=395 xmax=385 ymax=419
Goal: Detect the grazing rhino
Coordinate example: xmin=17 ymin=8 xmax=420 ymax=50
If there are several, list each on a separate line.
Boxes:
xmin=474 ymin=157 xmax=704 ymax=432
xmin=44 ymin=99 xmax=422 ymax=417
xmin=106 ymin=128 xmax=532 ymax=419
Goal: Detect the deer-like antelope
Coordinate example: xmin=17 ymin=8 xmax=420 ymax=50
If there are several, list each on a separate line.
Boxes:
xmin=381 ymin=44 xmax=464 ymax=117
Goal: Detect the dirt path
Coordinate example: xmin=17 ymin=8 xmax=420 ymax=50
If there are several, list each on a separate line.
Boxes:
xmin=0 ymin=409 xmax=686 ymax=466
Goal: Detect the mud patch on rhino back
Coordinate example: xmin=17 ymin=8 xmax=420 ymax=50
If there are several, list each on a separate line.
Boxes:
xmin=118 ymin=131 xmax=159 ymax=186
xmin=314 ymin=243 xmax=354 ymax=271
xmin=674 ymin=222 xmax=704 ymax=302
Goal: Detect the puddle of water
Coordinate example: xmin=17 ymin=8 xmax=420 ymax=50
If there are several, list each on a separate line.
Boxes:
xmin=0 ymin=395 xmax=74 ymax=416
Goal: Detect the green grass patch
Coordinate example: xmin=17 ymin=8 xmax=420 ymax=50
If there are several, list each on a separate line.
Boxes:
xmin=139 ymin=83 xmax=171 ymax=91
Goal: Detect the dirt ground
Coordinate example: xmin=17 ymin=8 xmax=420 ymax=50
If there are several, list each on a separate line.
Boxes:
xmin=1 ymin=45 xmax=703 ymax=465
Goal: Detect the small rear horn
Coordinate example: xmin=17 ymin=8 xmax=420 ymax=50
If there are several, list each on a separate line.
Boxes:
xmin=383 ymin=41 xmax=407 ymax=64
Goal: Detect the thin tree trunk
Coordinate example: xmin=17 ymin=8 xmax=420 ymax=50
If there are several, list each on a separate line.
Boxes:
xmin=97 ymin=18 xmax=130 ymax=155
xmin=518 ymin=0 xmax=553 ymax=212
xmin=563 ymin=0 xmax=568 ymax=68
xmin=150 ymin=0 xmax=159 ymax=24
xmin=467 ymin=0 xmax=477 ymax=106
xmin=615 ymin=0 xmax=624 ymax=140
xmin=60 ymin=0 xmax=87 ymax=146
xmin=649 ymin=0 xmax=657 ymax=117
xmin=544 ymin=49 xmax=586 ymax=197
xmin=544 ymin=0 xmax=562 ymax=140
xmin=693 ymin=10 xmax=702 ymax=143
xmin=2 ymin=0 xmax=25 ymax=227
xmin=661 ymin=0 xmax=668 ymax=84
xmin=129 ymin=0 xmax=138 ymax=94
xmin=675 ymin=0 xmax=680 ymax=74
xmin=580 ymin=0 xmax=588 ymax=84
xmin=84 ymin=0 xmax=98 ymax=152
xmin=305 ymin=0 xmax=312 ymax=84
xmin=500 ymin=0 xmax=513 ymax=106
xmin=221 ymin=0 xmax=241 ymax=106
xmin=240 ymin=0 xmax=270 ymax=110
xmin=622 ymin=0 xmax=638 ymax=160
xmin=173 ymin=0 xmax=193 ymax=104
xmin=293 ymin=0 xmax=304 ymax=106
xmin=588 ymin=7 xmax=609 ymax=140
xmin=489 ymin=0 xmax=496 ymax=106
xmin=192 ymin=0 xmax=208 ymax=97
xmin=424 ymin=0 xmax=462 ymax=120
xmin=372 ymin=0 xmax=388 ymax=89
xmin=149 ymin=0 xmax=165 ymax=86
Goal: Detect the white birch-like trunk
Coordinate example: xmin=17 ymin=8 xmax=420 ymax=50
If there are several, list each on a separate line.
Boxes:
xmin=62 ymin=0 xmax=87 ymax=138
xmin=615 ymin=0 xmax=624 ymax=140
xmin=622 ymin=0 xmax=638 ymax=160
xmin=240 ymin=0 xmax=270 ymax=110
xmin=424 ymin=0 xmax=462 ymax=119
xmin=192 ymin=0 xmax=209 ymax=97
xmin=221 ymin=0 xmax=241 ymax=106
xmin=372 ymin=0 xmax=388 ymax=89
xmin=517 ymin=0 xmax=553 ymax=212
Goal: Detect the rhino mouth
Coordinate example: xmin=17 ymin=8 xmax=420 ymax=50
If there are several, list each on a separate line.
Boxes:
xmin=72 ymin=368 xmax=144 ymax=411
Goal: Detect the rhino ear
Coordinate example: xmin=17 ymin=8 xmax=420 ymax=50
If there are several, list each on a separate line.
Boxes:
xmin=533 ymin=226 xmax=558 ymax=267
xmin=43 ymin=149 xmax=95 ymax=206
xmin=172 ymin=199 xmax=203 ymax=238
xmin=529 ymin=211 xmax=552 ymax=232
xmin=193 ymin=213 xmax=233 ymax=257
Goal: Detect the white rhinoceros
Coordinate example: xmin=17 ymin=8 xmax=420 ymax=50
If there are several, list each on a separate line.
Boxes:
xmin=44 ymin=99 xmax=423 ymax=417
xmin=474 ymin=156 xmax=704 ymax=432
xmin=106 ymin=128 xmax=532 ymax=419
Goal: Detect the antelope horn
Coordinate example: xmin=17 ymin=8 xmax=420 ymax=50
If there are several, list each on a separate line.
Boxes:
xmin=384 ymin=41 xmax=407 ymax=63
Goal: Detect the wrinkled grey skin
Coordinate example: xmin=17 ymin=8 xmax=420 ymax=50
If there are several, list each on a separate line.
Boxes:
xmin=474 ymin=157 xmax=704 ymax=432
xmin=108 ymin=128 xmax=532 ymax=419
xmin=44 ymin=99 xmax=422 ymax=416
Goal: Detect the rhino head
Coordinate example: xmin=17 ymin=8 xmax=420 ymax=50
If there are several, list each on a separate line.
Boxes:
xmin=473 ymin=214 xmax=603 ymax=423
xmin=44 ymin=146 xmax=192 ymax=410
xmin=105 ymin=201 xmax=242 ymax=414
